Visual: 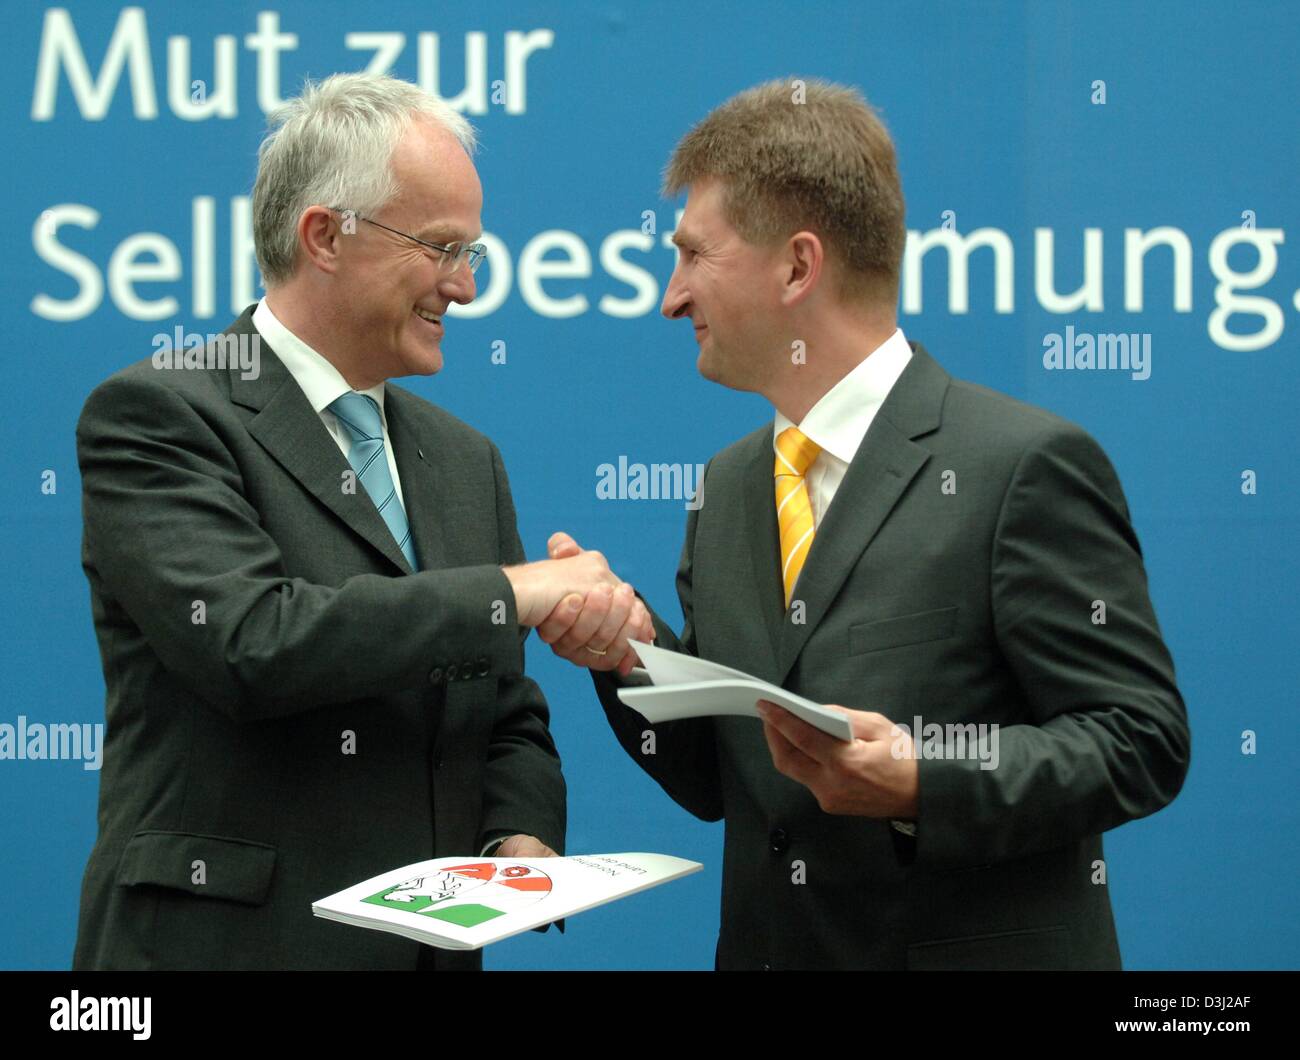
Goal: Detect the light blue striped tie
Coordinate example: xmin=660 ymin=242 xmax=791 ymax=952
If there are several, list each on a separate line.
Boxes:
xmin=329 ymin=391 xmax=419 ymax=571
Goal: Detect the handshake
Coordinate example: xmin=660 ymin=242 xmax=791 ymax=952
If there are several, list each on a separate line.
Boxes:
xmin=502 ymin=532 xmax=654 ymax=677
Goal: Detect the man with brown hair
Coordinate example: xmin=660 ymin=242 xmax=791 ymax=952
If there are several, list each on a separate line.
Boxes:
xmin=542 ymin=78 xmax=1190 ymax=970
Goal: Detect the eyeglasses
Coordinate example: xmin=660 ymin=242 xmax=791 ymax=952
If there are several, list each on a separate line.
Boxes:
xmin=330 ymin=207 xmax=487 ymax=274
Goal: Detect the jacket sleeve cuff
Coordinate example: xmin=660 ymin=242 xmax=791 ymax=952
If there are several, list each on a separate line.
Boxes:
xmin=420 ymin=564 xmax=524 ymax=686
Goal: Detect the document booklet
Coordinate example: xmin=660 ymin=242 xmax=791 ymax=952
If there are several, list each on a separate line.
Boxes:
xmin=312 ymin=852 xmax=702 ymax=950
xmin=617 ymin=639 xmax=854 ymax=741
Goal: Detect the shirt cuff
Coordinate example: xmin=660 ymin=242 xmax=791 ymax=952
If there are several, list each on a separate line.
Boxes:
xmin=480 ymin=835 xmax=512 ymax=856
xmin=890 ymin=819 xmax=917 ymax=837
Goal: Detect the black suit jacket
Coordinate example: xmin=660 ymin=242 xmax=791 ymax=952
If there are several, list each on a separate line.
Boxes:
xmin=72 ymin=305 xmax=565 ymax=970
xmin=593 ymin=341 xmax=1189 ymax=970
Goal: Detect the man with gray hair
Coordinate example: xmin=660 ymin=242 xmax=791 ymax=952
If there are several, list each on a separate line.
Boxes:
xmin=541 ymin=78 xmax=1190 ymax=969
xmin=72 ymin=72 xmax=650 ymax=970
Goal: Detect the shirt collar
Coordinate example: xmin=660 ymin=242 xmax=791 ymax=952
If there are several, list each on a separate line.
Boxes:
xmin=773 ymin=327 xmax=912 ymax=465
xmin=252 ymin=298 xmax=388 ymax=422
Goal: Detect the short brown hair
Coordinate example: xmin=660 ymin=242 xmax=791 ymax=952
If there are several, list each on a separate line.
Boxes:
xmin=663 ymin=77 xmax=906 ymax=305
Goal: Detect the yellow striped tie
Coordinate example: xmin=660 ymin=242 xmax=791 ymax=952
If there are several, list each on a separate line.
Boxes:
xmin=774 ymin=426 xmax=822 ymax=608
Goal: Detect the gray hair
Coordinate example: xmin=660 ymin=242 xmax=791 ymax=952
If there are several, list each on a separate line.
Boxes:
xmin=252 ymin=72 xmax=477 ymax=287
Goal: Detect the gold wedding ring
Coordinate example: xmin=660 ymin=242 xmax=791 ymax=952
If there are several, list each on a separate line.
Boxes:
xmin=585 ymin=646 xmax=608 ymax=656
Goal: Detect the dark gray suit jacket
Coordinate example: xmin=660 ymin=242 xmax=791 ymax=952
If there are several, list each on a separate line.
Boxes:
xmin=593 ymin=341 xmax=1189 ymax=970
xmin=73 ymin=304 xmax=565 ymax=970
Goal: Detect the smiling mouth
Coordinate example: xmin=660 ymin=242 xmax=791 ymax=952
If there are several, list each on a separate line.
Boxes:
xmin=414 ymin=307 xmax=443 ymax=330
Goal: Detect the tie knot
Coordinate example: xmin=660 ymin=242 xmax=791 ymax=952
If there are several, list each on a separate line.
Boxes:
xmin=329 ymin=391 xmax=383 ymax=441
xmin=775 ymin=426 xmax=821 ymax=478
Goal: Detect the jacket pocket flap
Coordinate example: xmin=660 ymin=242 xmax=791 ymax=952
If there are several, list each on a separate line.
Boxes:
xmin=116 ymin=830 xmax=277 ymax=906
xmin=850 ymin=606 xmax=957 ymax=654
xmin=907 ymin=925 xmax=1070 ymax=970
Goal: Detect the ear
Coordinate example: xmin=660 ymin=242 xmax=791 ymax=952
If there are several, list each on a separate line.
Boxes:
xmin=780 ymin=230 xmax=824 ymax=308
xmin=297 ymin=205 xmax=345 ymax=275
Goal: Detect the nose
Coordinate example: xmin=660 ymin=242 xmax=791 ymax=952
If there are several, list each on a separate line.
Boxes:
xmin=660 ymin=261 xmax=691 ymax=321
xmin=439 ymin=259 xmax=477 ymax=306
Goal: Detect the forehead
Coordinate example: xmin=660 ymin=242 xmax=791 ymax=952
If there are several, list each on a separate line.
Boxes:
xmin=387 ymin=117 xmax=483 ymax=238
xmin=676 ymin=179 xmax=736 ymax=243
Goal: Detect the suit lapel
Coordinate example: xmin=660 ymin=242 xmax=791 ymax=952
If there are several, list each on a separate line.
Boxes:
xmin=226 ymin=308 xmax=416 ymax=576
xmin=385 ymin=389 xmax=448 ymax=572
xmin=739 ymin=434 xmax=786 ymax=670
xmin=774 ymin=342 xmax=949 ymax=685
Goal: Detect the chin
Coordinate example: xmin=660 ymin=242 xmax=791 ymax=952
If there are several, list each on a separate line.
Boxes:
xmin=697 ymin=351 xmax=735 ymax=388
xmin=402 ymin=345 xmax=443 ymax=378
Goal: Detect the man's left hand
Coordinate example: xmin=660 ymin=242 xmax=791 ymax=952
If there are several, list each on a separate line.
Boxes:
xmin=756 ymin=701 xmax=919 ymax=819
xmin=494 ymin=834 xmax=558 ymax=858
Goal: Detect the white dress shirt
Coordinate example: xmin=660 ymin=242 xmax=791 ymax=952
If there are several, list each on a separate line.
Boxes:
xmin=252 ymin=299 xmax=406 ymax=511
xmin=772 ymin=326 xmax=916 ymax=835
xmin=772 ymin=326 xmax=913 ymax=528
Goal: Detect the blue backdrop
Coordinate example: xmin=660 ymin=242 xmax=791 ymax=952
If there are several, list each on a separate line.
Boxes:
xmin=2 ymin=0 xmax=1296 ymax=970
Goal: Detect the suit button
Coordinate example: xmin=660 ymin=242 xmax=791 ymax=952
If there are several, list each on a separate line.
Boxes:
xmin=433 ymin=750 xmax=444 ymax=769
xmin=429 ymin=667 xmax=443 ymax=685
xmin=761 ymin=962 xmax=772 ymax=971
xmin=476 ymin=656 xmax=490 ymax=677
xmin=460 ymin=661 xmax=475 ymax=681
xmin=770 ymin=828 xmax=789 ymax=853
xmin=446 ymin=665 xmax=457 ymax=682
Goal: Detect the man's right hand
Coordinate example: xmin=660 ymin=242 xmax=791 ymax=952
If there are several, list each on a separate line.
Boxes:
xmin=501 ymin=549 xmax=621 ymax=628
xmin=533 ymin=532 xmax=654 ymax=677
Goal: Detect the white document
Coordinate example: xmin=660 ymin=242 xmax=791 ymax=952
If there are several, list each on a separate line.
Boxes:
xmin=617 ymin=640 xmax=853 ymax=741
xmin=313 ymin=852 xmax=702 ymax=951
